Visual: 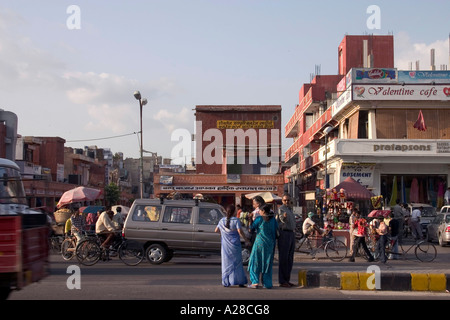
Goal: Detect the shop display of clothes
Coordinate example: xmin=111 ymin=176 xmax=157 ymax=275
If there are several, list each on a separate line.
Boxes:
xmin=410 ymin=178 xmax=419 ymax=203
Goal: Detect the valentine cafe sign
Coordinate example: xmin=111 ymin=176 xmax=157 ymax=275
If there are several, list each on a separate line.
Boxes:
xmin=352 ymin=84 xmax=450 ymax=101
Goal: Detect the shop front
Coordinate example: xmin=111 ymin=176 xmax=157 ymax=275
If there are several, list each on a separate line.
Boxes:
xmin=326 ymin=139 xmax=450 ymax=209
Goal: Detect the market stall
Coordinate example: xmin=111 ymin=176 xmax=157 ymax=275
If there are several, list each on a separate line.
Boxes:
xmin=323 ymin=177 xmax=375 ymax=246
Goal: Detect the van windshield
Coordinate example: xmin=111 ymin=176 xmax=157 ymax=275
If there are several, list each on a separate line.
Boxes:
xmin=0 ymin=167 xmax=27 ymax=205
xmin=415 ymin=207 xmax=436 ymax=217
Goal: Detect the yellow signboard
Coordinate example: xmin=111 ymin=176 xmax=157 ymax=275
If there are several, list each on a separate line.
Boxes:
xmin=217 ymin=120 xmax=274 ymax=129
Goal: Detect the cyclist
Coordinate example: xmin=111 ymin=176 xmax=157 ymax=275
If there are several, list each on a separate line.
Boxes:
xmin=298 ymin=212 xmax=322 ymax=246
xmin=70 ymin=209 xmax=85 ymax=243
xmin=95 ymin=209 xmax=118 ymax=250
xmin=302 ymin=212 xmax=323 ymax=238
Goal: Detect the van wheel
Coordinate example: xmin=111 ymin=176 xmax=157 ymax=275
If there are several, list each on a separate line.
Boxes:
xmin=164 ymin=250 xmax=174 ymax=262
xmin=146 ymin=244 xmax=167 ymax=265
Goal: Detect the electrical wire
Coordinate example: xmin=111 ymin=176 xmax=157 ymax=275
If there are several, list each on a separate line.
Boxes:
xmin=66 ymin=132 xmax=140 ymax=143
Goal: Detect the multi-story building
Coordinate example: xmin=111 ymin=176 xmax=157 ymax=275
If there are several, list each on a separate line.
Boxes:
xmin=285 ymin=35 xmax=450 ymax=213
xmin=154 ymin=105 xmax=284 ymax=208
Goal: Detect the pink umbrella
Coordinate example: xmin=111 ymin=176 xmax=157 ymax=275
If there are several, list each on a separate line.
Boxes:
xmin=368 ymin=210 xmax=391 ymax=218
xmin=57 ymin=186 xmax=102 ymax=208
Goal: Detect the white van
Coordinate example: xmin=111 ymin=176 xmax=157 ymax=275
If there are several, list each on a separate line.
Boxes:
xmin=123 ymin=199 xmax=250 ymax=264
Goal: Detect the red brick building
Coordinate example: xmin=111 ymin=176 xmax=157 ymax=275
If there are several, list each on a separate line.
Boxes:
xmin=155 ymin=105 xmax=284 ymax=208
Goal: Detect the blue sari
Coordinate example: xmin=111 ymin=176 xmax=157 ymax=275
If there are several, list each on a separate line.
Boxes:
xmin=248 ymin=216 xmax=278 ymax=288
xmin=217 ymin=217 xmax=247 ymax=287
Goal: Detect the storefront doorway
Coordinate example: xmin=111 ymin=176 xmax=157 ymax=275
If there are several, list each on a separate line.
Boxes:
xmin=380 ymin=174 xmax=447 ymax=208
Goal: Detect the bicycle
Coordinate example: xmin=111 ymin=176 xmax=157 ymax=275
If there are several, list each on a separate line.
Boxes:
xmin=49 ymin=234 xmax=64 ymax=254
xmin=296 ymin=234 xmax=347 ymax=262
xmin=61 ymin=231 xmax=96 ymax=261
xmin=361 ymin=236 xmax=437 ymax=262
xmin=76 ymin=232 xmax=145 ymax=266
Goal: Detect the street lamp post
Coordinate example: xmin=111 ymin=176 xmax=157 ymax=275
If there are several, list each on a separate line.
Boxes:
xmin=321 ymin=126 xmax=333 ymax=219
xmin=323 ymin=126 xmax=333 ymax=189
xmin=134 ymin=91 xmax=147 ymax=199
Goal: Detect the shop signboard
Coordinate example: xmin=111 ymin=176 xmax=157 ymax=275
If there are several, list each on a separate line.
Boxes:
xmin=340 ymin=163 xmax=376 ymax=189
xmin=159 ymin=176 xmax=174 ymax=185
xmin=398 ymin=71 xmax=450 ymax=84
xmin=352 ymin=84 xmax=450 ymax=101
xmin=335 ymin=139 xmax=450 ymax=156
xmin=217 ymin=120 xmax=274 ymax=129
xmin=347 ymin=68 xmax=398 ymax=85
xmin=160 ymin=185 xmax=278 ymax=192
xmin=331 ymin=88 xmax=352 ymax=118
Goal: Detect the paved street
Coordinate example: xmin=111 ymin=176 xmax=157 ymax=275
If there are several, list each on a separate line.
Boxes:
xmin=7 ymin=242 xmax=450 ymax=302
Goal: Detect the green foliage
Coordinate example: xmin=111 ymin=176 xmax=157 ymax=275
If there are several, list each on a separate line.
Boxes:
xmin=104 ymin=183 xmax=120 ymax=206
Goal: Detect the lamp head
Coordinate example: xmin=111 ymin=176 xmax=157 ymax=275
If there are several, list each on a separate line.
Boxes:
xmin=133 ymin=91 xmax=141 ymax=100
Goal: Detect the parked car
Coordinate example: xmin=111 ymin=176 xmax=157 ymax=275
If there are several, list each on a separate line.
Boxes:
xmin=122 ymin=199 xmax=251 ymax=264
xmin=427 ymin=206 xmax=450 ymax=246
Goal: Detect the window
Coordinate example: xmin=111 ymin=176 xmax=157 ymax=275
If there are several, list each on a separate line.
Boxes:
xmin=198 ymin=208 xmax=223 ymax=225
xmin=163 ymin=207 xmax=192 ymax=224
xmin=132 ymin=205 xmax=161 ymax=222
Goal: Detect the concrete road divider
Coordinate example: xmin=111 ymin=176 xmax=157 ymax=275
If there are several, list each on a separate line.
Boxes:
xmin=297 ymin=269 xmax=449 ymax=292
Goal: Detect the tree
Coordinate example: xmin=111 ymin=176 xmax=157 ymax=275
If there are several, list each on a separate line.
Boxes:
xmin=104 ymin=183 xmax=120 ymax=206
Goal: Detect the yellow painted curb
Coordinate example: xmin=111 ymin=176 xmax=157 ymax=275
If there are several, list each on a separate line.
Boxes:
xmin=298 ymin=270 xmax=307 ymax=287
xmin=428 ymin=274 xmax=446 ymax=292
xmin=411 ymin=273 xmax=429 ymax=291
xmin=359 ymin=272 xmax=376 ymax=291
xmin=341 ymin=272 xmax=359 ymax=290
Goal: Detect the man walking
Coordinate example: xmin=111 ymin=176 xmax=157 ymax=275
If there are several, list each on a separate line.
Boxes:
xmin=276 ymin=194 xmax=296 ymax=287
xmin=410 ymin=206 xmax=423 ymax=240
xmin=392 ymin=199 xmax=404 ymax=244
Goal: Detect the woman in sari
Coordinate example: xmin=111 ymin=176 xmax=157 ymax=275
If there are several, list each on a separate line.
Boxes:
xmin=247 ymin=203 xmax=278 ymax=289
xmin=215 ymin=204 xmax=249 ymax=287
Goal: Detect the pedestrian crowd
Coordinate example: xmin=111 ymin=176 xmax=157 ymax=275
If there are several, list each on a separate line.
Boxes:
xmin=215 ymin=194 xmax=426 ymax=289
xmin=215 ymin=194 xmax=297 ymax=289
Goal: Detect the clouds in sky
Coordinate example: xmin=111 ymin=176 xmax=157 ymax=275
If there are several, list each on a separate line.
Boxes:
xmin=0 ymin=3 xmax=449 ymax=161
xmin=0 ymin=8 xmax=188 ymax=158
xmin=395 ymin=31 xmax=449 ymax=70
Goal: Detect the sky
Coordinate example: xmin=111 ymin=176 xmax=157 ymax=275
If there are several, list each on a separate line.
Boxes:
xmin=1 ymin=0 xmax=450 ymax=163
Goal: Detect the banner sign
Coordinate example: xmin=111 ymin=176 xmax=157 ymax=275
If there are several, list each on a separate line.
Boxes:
xmin=160 ymin=185 xmax=278 ymax=192
xmin=217 ymin=120 xmax=274 ymax=129
xmin=352 ymin=84 xmax=450 ymax=101
xmin=398 ymin=71 xmax=450 ymax=84
xmin=340 ymin=163 xmax=376 ymax=189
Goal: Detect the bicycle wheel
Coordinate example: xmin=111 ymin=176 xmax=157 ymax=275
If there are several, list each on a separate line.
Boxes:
xmin=119 ymin=240 xmax=144 ymax=266
xmin=61 ymin=238 xmax=76 ymax=260
xmin=76 ymin=239 xmax=101 ymax=266
xmin=325 ymin=239 xmax=347 ymax=262
xmin=49 ymin=236 xmax=63 ymax=254
xmin=415 ymin=241 xmax=437 ymax=262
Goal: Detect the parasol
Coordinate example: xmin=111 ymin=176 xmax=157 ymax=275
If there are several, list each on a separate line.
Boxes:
xmin=80 ymin=205 xmax=105 ymax=214
xmin=245 ymin=192 xmax=282 ymax=203
xmin=333 ymin=177 xmax=374 ymax=200
xmin=368 ymin=210 xmax=391 ymax=218
xmin=57 ymin=186 xmax=102 ymax=208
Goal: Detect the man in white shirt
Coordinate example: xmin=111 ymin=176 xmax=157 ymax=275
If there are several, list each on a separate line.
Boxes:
xmin=302 ymin=212 xmax=322 ymax=237
xmin=444 ymin=187 xmax=450 ymax=205
xmin=410 ymin=206 xmax=423 ymax=240
xmin=96 ymin=210 xmax=117 ymax=249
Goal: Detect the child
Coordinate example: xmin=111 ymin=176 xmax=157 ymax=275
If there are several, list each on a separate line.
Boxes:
xmin=322 ymin=224 xmax=334 ymax=242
